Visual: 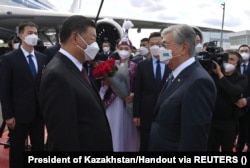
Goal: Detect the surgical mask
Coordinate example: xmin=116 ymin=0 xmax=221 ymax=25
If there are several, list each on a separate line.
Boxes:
xmin=77 ymin=34 xmax=99 ymax=61
xmin=150 ymin=45 xmax=160 ymax=56
xmin=13 ymin=43 xmax=20 ymax=49
xmin=223 ymin=63 xmax=235 ymax=72
xmin=24 ymin=34 xmax=38 ymax=46
xmin=103 ymin=47 xmax=110 ymax=53
xmin=195 ymin=43 xmax=202 ymax=53
xmin=139 ymin=46 xmax=149 ymax=56
xmin=241 ymin=52 xmax=250 ymax=61
xmin=118 ymin=50 xmax=131 ymax=59
xmin=159 ymin=47 xmax=172 ymax=64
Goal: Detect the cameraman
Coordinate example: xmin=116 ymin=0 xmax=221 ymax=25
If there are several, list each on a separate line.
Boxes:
xmin=207 ymin=50 xmax=248 ymax=152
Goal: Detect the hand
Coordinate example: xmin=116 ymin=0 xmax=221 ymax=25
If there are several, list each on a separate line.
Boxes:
xmin=5 ymin=118 xmax=16 ymax=130
xmin=124 ymin=92 xmax=134 ymax=103
xmin=235 ymin=98 xmax=247 ymax=108
xmin=212 ymin=61 xmax=224 ymax=78
xmin=133 ymin=117 xmax=140 ymax=127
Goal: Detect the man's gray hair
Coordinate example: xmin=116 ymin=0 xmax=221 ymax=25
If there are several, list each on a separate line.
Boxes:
xmin=161 ymin=24 xmax=196 ymax=57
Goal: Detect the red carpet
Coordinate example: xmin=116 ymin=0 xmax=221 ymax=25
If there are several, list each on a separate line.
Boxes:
xmin=0 ymin=130 xmax=9 ymax=168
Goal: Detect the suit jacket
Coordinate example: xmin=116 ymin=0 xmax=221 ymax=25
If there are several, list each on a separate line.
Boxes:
xmin=0 ymin=48 xmax=48 ymax=123
xmin=95 ymin=51 xmax=113 ymax=62
xmin=131 ymin=54 xmax=145 ymax=64
xmin=43 ymin=42 xmax=61 ymax=62
xmin=148 ymin=60 xmax=217 ymax=151
xmin=39 ymin=52 xmax=113 ymax=151
xmin=133 ymin=58 xmax=170 ymax=131
xmin=240 ymin=63 xmax=250 ymax=110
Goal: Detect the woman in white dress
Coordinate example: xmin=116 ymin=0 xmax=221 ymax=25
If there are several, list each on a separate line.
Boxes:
xmin=99 ymin=37 xmax=140 ymax=152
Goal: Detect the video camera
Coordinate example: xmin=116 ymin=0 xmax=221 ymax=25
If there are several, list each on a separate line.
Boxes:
xmin=197 ymin=41 xmax=228 ymax=74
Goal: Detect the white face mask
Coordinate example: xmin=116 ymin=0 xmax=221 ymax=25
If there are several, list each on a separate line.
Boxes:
xmin=139 ymin=46 xmax=149 ymax=56
xmin=118 ymin=50 xmax=131 ymax=59
xmin=13 ymin=43 xmax=20 ymax=50
xmin=77 ymin=34 xmax=99 ymax=61
xmin=150 ymin=45 xmax=160 ymax=56
xmin=223 ymin=62 xmax=235 ymax=72
xmin=159 ymin=47 xmax=173 ymax=64
xmin=103 ymin=47 xmax=110 ymax=53
xmin=195 ymin=43 xmax=202 ymax=54
xmin=24 ymin=34 xmax=38 ymax=46
xmin=241 ymin=52 xmax=250 ymax=61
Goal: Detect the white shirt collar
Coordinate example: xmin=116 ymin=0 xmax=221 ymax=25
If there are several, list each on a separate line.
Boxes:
xmin=59 ymin=48 xmax=82 ymax=71
xmin=20 ymin=46 xmax=35 ymax=57
xmin=172 ymin=57 xmax=195 ymax=78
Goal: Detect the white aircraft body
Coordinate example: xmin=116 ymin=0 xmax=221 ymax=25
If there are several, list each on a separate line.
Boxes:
xmin=0 ymin=0 xmax=233 ymax=51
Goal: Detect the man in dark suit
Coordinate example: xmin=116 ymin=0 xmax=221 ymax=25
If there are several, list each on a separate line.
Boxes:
xmin=0 ymin=21 xmax=48 ymax=168
xmin=43 ymin=41 xmax=61 ymax=62
xmin=39 ymin=15 xmax=113 ymax=151
xmin=148 ymin=24 xmax=217 ymax=151
xmin=235 ymin=44 xmax=250 ymax=152
xmin=132 ymin=37 xmax=150 ymax=64
xmin=95 ymin=41 xmax=113 ymax=62
xmin=133 ymin=32 xmax=170 ymax=151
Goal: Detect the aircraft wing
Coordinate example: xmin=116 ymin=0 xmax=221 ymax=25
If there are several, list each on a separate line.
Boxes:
xmin=0 ymin=4 xmax=234 ymax=46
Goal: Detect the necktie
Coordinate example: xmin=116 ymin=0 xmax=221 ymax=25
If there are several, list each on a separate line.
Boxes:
xmin=156 ymin=60 xmax=161 ymax=87
xmin=82 ymin=68 xmax=90 ymax=85
xmin=166 ymin=74 xmax=174 ymax=88
xmin=243 ymin=64 xmax=247 ymax=74
xmin=27 ymin=54 xmax=36 ymax=79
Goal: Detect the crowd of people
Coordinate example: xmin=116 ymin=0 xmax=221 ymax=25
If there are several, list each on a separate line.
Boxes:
xmin=0 ymin=14 xmax=250 ymax=168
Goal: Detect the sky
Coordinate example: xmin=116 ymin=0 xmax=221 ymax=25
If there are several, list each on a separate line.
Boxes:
xmin=50 ymin=0 xmax=250 ymax=48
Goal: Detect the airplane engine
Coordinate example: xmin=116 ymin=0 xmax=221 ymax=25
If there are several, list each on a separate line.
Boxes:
xmin=192 ymin=26 xmax=203 ymax=44
xmin=96 ymin=18 xmax=124 ymax=52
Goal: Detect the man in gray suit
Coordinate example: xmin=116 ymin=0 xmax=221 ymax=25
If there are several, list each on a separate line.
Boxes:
xmin=148 ymin=24 xmax=217 ymax=151
xmin=39 ymin=15 xmax=113 ymax=151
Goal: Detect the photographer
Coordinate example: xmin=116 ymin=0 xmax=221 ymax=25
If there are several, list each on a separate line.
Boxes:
xmin=207 ymin=50 xmax=248 ymax=152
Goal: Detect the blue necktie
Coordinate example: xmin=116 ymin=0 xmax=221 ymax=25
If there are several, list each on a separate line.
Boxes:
xmin=27 ymin=54 xmax=36 ymax=79
xmin=243 ymin=64 xmax=247 ymax=74
xmin=156 ymin=60 xmax=161 ymax=87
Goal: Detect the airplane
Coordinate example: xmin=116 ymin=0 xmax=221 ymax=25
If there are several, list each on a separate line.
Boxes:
xmin=0 ymin=0 xmax=234 ymax=53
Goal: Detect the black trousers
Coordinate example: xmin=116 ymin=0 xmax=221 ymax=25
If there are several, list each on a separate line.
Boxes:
xmin=237 ymin=112 xmax=250 ymax=151
xmin=139 ymin=128 xmax=150 ymax=152
xmin=9 ymin=116 xmax=44 ymax=168
xmin=207 ymin=120 xmax=237 ymax=152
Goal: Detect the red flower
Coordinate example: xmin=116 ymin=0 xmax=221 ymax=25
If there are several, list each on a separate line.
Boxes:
xmin=93 ymin=58 xmax=118 ymax=79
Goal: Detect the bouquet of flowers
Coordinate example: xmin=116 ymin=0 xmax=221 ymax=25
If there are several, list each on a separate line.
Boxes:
xmin=93 ymin=59 xmax=131 ymax=110
xmin=92 ymin=58 xmax=118 ymax=79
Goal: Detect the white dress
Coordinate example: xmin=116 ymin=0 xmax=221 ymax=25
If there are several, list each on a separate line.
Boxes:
xmin=99 ymin=85 xmax=140 ymax=152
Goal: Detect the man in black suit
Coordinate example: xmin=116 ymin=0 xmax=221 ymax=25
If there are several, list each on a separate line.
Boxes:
xmin=132 ymin=37 xmax=150 ymax=64
xmin=148 ymin=24 xmax=217 ymax=151
xmin=0 ymin=21 xmax=48 ymax=168
xmin=43 ymin=41 xmax=61 ymax=62
xmin=95 ymin=41 xmax=113 ymax=62
xmin=39 ymin=15 xmax=113 ymax=151
xmin=133 ymin=32 xmax=170 ymax=151
xmin=235 ymin=44 xmax=250 ymax=152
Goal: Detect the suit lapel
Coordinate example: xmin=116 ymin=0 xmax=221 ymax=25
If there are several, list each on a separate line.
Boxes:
xmin=16 ymin=49 xmax=35 ymax=80
xmin=57 ymin=53 xmax=104 ymax=106
xmin=154 ymin=61 xmax=198 ymax=115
